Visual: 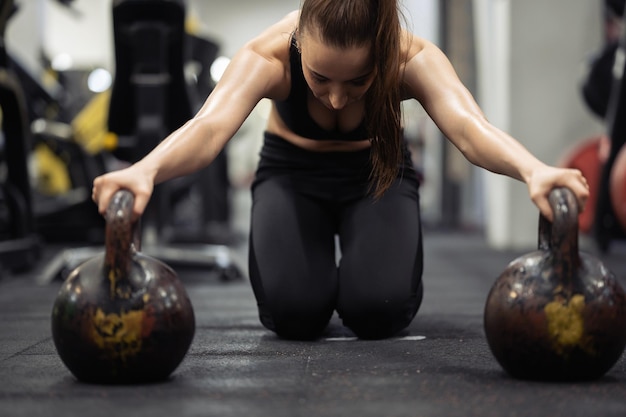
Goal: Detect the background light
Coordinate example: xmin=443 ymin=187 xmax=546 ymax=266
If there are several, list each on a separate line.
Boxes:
xmin=210 ymin=56 xmax=231 ymax=83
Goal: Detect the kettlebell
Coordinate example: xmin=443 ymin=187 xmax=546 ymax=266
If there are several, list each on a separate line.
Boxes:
xmin=484 ymin=187 xmax=626 ymax=381
xmin=51 ymin=190 xmax=195 ymax=384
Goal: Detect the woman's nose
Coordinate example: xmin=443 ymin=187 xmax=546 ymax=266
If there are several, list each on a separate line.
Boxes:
xmin=328 ymin=87 xmax=348 ymax=110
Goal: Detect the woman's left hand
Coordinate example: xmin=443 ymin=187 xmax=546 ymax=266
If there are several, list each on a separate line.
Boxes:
xmin=525 ymin=165 xmax=590 ymax=222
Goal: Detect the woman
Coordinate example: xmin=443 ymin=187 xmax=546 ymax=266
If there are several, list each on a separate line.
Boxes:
xmin=92 ymin=0 xmax=589 ymax=340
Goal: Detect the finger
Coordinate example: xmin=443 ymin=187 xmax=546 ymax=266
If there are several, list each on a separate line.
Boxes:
xmin=566 ymin=175 xmax=590 ymax=213
xmin=91 ymin=181 xmax=102 ymax=212
xmin=536 ymin=197 xmax=553 ymax=222
xmin=133 ymin=193 xmax=151 ymax=222
xmin=91 ymin=176 xmax=102 ymax=203
xmin=98 ymin=187 xmax=117 ymax=216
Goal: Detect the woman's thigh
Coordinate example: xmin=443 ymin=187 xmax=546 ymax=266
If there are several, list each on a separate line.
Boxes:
xmin=249 ymin=175 xmax=338 ymax=338
xmin=336 ymin=178 xmax=423 ymax=338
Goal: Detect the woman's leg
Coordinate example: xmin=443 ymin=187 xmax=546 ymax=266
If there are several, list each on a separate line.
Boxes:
xmin=336 ymin=178 xmax=424 ymax=339
xmin=249 ymin=175 xmax=338 ymax=340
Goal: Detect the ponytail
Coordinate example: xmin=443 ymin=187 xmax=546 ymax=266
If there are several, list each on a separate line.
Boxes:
xmin=367 ymin=0 xmax=403 ymax=199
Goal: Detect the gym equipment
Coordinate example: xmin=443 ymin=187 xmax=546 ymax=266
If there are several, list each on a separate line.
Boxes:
xmin=610 ymin=144 xmax=626 ymax=229
xmin=593 ymin=11 xmax=626 ymax=251
xmin=606 ymin=0 xmax=626 ymax=17
xmin=1 ymin=0 xmax=109 ymax=246
xmin=106 ymin=0 xmax=242 ymax=278
xmin=51 ymin=189 xmax=195 ymax=384
xmin=7 ymin=53 xmax=62 ymax=125
xmin=484 ymin=187 xmax=626 ymax=381
xmin=31 ymin=119 xmax=107 ymax=244
xmin=563 ymin=7 xmax=626 ymax=251
xmin=42 ymin=0 xmax=243 ymax=283
xmin=0 ymin=0 xmax=42 ymax=273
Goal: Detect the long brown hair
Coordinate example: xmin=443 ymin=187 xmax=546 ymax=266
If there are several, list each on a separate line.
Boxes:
xmin=298 ymin=0 xmax=404 ymax=199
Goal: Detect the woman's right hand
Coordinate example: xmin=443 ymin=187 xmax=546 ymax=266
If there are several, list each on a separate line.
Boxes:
xmin=92 ymin=165 xmax=155 ymax=221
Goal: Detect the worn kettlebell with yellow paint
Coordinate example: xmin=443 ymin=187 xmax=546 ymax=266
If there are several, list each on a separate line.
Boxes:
xmin=51 ymin=190 xmax=195 ymax=384
xmin=484 ymin=187 xmax=626 ymax=381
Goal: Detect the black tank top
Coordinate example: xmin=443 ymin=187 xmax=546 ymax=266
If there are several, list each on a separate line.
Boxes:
xmin=274 ymin=37 xmax=369 ymax=141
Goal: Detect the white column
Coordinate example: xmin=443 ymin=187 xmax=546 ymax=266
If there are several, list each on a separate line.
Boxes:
xmin=473 ymin=0 xmax=513 ymax=249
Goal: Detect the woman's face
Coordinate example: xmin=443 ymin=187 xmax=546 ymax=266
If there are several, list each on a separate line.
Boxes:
xmin=299 ymin=30 xmax=376 ymax=111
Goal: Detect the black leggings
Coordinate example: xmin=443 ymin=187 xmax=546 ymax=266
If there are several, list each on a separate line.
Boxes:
xmin=248 ymin=133 xmax=424 ymax=340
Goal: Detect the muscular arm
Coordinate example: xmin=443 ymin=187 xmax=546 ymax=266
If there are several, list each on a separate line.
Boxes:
xmin=403 ymin=39 xmax=541 ymax=181
xmin=139 ymin=45 xmax=285 ymax=185
xmin=134 ymin=11 xmax=298 ymax=185
xmin=93 ymin=12 xmax=295 ymax=217
xmin=402 ymin=36 xmax=589 ymax=219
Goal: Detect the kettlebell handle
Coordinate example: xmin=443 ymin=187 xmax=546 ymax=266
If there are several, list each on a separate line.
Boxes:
xmin=538 ymin=187 xmax=580 ymax=268
xmin=104 ymin=189 xmax=139 ymax=285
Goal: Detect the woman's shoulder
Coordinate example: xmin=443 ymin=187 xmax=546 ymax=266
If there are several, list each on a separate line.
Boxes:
xmin=400 ymin=29 xmax=429 ymax=63
xmin=243 ymin=11 xmax=298 ymax=66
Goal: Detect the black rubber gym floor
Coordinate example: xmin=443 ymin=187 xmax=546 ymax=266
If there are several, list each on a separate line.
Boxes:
xmin=1 ymin=231 xmax=625 ymax=417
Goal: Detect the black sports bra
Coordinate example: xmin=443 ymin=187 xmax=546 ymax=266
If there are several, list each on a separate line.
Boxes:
xmin=273 ymin=36 xmax=369 ymax=141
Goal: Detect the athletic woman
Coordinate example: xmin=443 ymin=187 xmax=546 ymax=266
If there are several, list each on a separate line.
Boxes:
xmin=92 ymin=0 xmax=590 ymax=340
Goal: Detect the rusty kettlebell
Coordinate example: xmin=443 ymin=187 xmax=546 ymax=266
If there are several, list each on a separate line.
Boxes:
xmin=484 ymin=187 xmax=626 ymax=381
xmin=51 ymin=190 xmax=195 ymax=384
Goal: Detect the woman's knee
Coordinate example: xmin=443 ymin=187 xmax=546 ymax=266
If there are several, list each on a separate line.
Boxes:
xmin=339 ymin=281 xmax=424 ymax=340
xmin=260 ymin=302 xmax=334 ymax=340
xmin=248 ymin=237 xmax=338 ymax=340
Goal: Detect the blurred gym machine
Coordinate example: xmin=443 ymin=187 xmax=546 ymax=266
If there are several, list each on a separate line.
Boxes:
xmin=0 ymin=0 xmax=110 ymax=277
xmin=8 ymin=0 xmax=107 ymax=245
xmin=41 ymin=0 xmax=243 ymax=283
xmin=0 ymin=0 xmax=41 ymax=273
xmin=593 ymin=6 xmax=626 ymax=252
xmin=563 ymin=0 xmax=626 ymax=252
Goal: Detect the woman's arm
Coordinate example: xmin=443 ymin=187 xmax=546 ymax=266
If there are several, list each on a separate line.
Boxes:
xmin=93 ymin=14 xmax=295 ymax=218
xmin=139 ymin=46 xmax=286 ymax=185
xmin=402 ymin=37 xmax=589 ymax=220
